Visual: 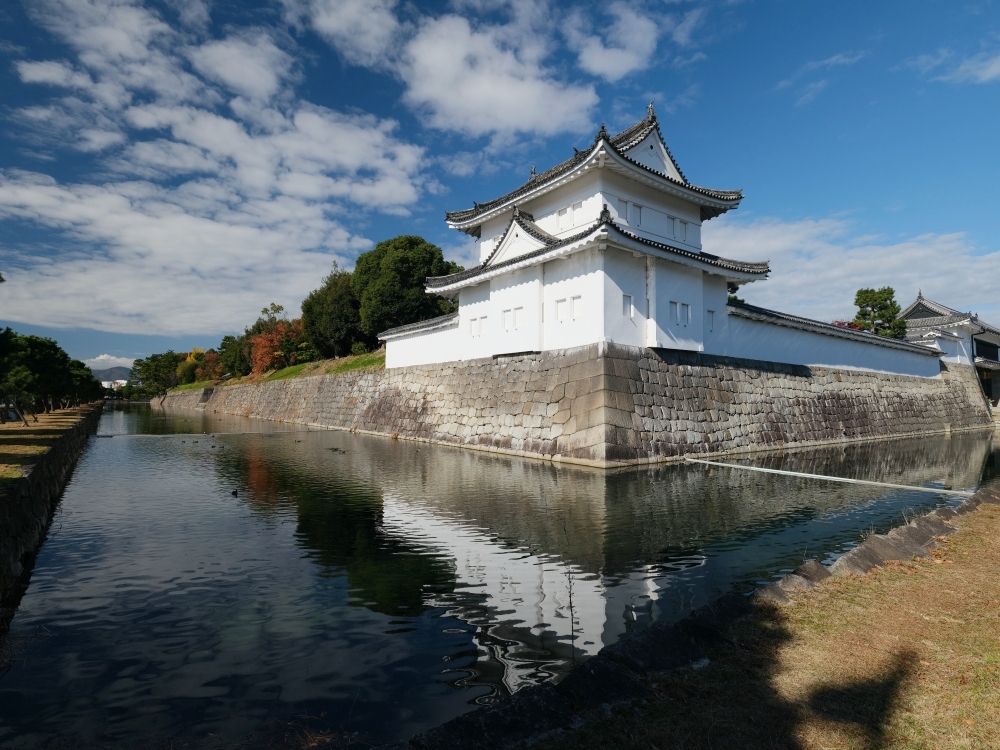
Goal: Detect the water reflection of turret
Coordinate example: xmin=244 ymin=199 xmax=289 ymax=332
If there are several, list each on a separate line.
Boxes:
xmin=207 ymin=426 xmax=995 ymax=696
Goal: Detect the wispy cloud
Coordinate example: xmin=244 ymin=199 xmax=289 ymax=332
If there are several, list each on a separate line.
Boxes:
xmin=777 ymin=50 xmax=868 ymax=89
xmin=900 ymin=45 xmax=1000 ymax=84
xmin=775 ymin=50 xmax=866 ymax=107
xmin=896 ymin=48 xmax=953 ymax=75
xmin=796 ymin=80 xmax=828 ymax=106
xmin=939 ymin=50 xmax=1000 ymax=83
xmin=705 ymin=216 xmax=1000 ymax=322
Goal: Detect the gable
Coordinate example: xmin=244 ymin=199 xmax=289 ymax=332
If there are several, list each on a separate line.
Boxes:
xmin=904 ymin=302 xmax=947 ymax=320
xmin=622 ymin=132 xmax=683 ymax=182
xmin=487 ymin=222 xmax=549 ymax=266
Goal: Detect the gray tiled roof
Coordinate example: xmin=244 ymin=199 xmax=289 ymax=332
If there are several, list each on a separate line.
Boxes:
xmin=425 ymin=215 xmax=768 ymax=291
xmin=444 ymin=108 xmax=741 ymax=226
xmin=378 ymin=311 xmax=459 ymax=340
xmin=902 ymin=295 xmax=1000 ymax=337
xmin=728 ymin=301 xmax=942 ymax=357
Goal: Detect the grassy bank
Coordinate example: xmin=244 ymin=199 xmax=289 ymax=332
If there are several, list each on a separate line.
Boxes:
xmin=540 ymin=504 xmax=1000 ymax=750
xmin=0 ymin=407 xmax=99 ymax=488
xmin=166 ymin=350 xmax=386 ymax=393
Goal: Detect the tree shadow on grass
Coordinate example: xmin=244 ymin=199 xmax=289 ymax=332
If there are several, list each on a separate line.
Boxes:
xmin=540 ymin=599 xmax=918 ymax=750
xmin=806 ymin=649 xmax=917 ymax=750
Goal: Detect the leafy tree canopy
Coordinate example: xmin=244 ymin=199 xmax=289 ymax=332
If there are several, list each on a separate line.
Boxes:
xmin=0 ymin=328 xmax=103 ymax=418
xmin=301 ymin=262 xmax=367 ymax=358
xmin=351 ymin=236 xmax=462 ymax=338
xmin=129 ymin=351 xmax=185 ymax=396
xmin=853 ymin=287 xmax=907 ymax=339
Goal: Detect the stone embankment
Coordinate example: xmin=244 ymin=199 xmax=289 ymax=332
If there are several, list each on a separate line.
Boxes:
xmin=156 ymin=343 xmax=993 ymax=467
xmin=0 ymin=404 xmax=102 ymax=610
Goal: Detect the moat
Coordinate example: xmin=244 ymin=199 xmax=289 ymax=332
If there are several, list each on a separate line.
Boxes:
xmin=0 ymin=405 xmax=995 ymax=747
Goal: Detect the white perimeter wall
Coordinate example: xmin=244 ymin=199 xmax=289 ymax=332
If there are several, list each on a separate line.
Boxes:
xmin=387 ymin=248 xmax=942 ymax=378
xmin=714 ymin=315 xmax=941 ymax=378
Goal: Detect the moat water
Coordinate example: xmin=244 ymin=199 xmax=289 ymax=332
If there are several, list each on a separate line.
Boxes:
xmin=0 ymin=406 xmax=996 ymax=747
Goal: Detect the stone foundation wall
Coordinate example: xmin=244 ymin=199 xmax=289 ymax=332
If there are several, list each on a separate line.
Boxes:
xmin=1 ymin=404 xmax=103 ymax=608
xmin=155 ymin=344 xmax=993 ymax=467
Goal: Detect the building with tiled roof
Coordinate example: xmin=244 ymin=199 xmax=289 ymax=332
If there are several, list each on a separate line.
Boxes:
xmin=379 ymin=107 xmax=943 ymax=379
xmin=902 ymin=293 xmax=1000 ymax=403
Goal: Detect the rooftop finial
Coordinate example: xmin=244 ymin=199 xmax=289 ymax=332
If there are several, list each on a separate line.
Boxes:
xmin=918 ymin=288 xmax=923 ymax=298
xmin=595 ymin=122 xmax=609 ymax=143
xmin=647 ymin=101 xmax=656 ymax=121
xmin=599 ymin=203 xmax=613 ymax=224
xmin=529 ymin=164 xmax=536 ymax=178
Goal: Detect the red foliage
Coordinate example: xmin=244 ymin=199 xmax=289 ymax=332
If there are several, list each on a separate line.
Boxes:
xmin=249 ymin=322 xmax=288 ymax=375
xmin=832 ymin=320 xmax=864 ymax=330
xmin=195 ymin=351 xmax=223 ymax=381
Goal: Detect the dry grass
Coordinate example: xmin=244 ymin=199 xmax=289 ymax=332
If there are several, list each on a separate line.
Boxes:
xmin=540 ymin=506 xmax=1000 ymax=750
xmin=0 ymin=407 xmax=96 ymax=488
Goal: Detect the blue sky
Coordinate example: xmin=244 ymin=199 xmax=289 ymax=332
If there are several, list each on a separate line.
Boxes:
xmin=1 ymin=0 xmax=999 ymax=368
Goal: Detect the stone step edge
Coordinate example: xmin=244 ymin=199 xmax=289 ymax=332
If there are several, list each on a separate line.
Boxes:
xmin=753 ymin=484 xmax=1000 ymax=605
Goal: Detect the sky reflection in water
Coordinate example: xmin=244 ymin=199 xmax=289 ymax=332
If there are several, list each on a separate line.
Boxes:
xmin=0 ymin=406 xmax=995 ymax=747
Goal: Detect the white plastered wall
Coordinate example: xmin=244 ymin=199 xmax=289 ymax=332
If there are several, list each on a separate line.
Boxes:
xmin=721 ymin=315 xmax=941 ymax=377
xmin=541 ymin=247 xmax=606 ymax=350
xmin=602 ymin=247 xmax=647 ymax=348
xmin=384 ymin=323 xmax=460 ymax=368
xmin=491 ymin=266 xmax=543 ymax=354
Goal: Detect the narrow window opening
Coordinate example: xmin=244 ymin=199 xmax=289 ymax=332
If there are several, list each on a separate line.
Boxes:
xmin=623 ymin=294 xmax=633 ymax=317
xmin=558 ymin=207 xmax=569 ymax=231
xmin=669 ymin=301 xmax=678 ymax=324
xmin=707 ymin=309 xmax=715 ymax=332
xmin=503 ymin=309 xmax=513 ymax=332
xmin=556 ymin=298 xmax=568 ymax=322
xmin=571 ymin=201 xmax=583 ymax=226
xmin=681 ymin=303 xmax=691 ymax=326
xmin=513 ymin=307 xmax=523 ymax=329
xmin=631 ymin=204 xmax=642 ymax=227
xmin=571 ymin=295 xmax=582 ymax=320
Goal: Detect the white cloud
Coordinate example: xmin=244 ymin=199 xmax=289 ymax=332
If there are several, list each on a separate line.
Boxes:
xmin=705 ymin=216 xmax=1000 ymax=322
xmin=897 ymin=48 xmax=952 ymax=75
xmin=85 ymin=354 xmax=135 ymax=369
xmin=401 ymin=14 xmax=597 ymax=138
xmin=188 ymin=34 xmax=295 ymax=101
xmin=567 ymin=3 xmax=660 ymax=83
xmin=796 ymin=80 xmax=827 ymax=106
xmin=940 ymin=51 xmax=1000 ymax=83
xmin=777 ymin=50 xmax=867 ymax=90
xmin=668 ymin=8 xmax=705 ymax=48
xmin=1 ymin=0 xmax=430 ymax=336
xmin=285 ymin=0 xmax=401 ymax=69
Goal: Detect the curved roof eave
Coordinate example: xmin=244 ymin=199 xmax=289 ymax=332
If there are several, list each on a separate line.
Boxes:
xmin=445 ymin=122 xmax=742 ymax=230
xmin=425 ymin=219 xmax=768 ymax=294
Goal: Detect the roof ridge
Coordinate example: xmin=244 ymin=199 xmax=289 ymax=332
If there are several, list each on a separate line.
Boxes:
xmin=445 ymin=112 xmax=738 ymax=226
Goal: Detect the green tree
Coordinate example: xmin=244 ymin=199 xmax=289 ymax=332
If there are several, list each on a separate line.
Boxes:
xmin=351 ymin=236 xmax=462 ymax=338
xmin=129 ymin=351 xmax=185 ymax=396
xmin=219 ymin=335 xmax=252 ymax=377
xmin=853 ymin=287 xmax=907 ymax=339
xmin=301 ymin=262 xmax=367 ymax=357
xmin=0 ymin=329 xmax=103 ymax=417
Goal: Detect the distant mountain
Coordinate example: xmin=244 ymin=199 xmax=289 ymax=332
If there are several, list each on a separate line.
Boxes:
xmin=91 ymin=366 xmax=131 ymax=381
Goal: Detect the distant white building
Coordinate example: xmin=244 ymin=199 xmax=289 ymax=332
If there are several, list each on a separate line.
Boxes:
xmin=901 ymin=294 xmax=1000 ymax=403
xmin=101 ymin=380 xmax=128 ymax=390
xmin=380 ymin=106 xmax=942 ymax=378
